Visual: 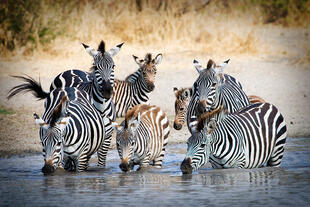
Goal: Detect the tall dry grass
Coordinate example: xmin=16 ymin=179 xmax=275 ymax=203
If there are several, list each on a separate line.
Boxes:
xmin=1 ymin=0 xmax=310 ymax=59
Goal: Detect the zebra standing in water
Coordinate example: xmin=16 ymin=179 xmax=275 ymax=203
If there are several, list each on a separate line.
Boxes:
xmin=20 ymin=85 xmax=104 ymax=173
xmin=187 ymin=59 xmax=250 ymax=133
xmin=48 ymin=41 xmax=123 ymax=167
xmin=112 ymin=104 xmax=170 ymax=172
xmin=173 ymin=87 xmax=265 ymax=130
xmin=113 ymin=53 xmax=162 ymax=117
xmin=181 ymin=103 xmax=287 ymax=174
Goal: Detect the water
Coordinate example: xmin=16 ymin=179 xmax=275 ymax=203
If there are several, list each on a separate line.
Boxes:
xmin=1 ymin=138 xmax=310 ymax=207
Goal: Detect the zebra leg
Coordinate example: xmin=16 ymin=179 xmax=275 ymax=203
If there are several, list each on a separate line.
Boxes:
xmin=153 ymin=147 xmax=167 ymax=168
xmin=267 ymin=129 xmax=287 ymax=167
xmin=137 ymin=154 xmax=150 ymax=171
xmin=97 ymin=126 xmax=113 ymax=167
xmin=77 ymin=147 xmax=91 ymax=172
xmin=267 ymin=146 xmax=285 ymax=167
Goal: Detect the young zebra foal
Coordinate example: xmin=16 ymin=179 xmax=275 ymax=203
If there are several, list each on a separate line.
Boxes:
xmin=113 ymin=53 xmax=163 ymax=117
xmin=113 ymin=104 xmax=170 ymax=172
xmin=181 ymin=103 xmax=287 ymax=174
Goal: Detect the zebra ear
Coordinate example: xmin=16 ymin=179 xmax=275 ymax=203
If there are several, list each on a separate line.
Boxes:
xmin=183 ymin=89 xmax=190 ymax=98
xmin=107 ymin=42 xmax=124 ymax=57
xmin=214 ymin=59 xmax=230 ymax=77
xmin=129 ymin=113 xmax=141 ymax=134
xmin=153 ymin=53 xmax=163 ymax=65
xmin=193 ymin=60 xmax=204 ymax=73
xmin=82 ymin=43 xmax=99 ymax=57
xmin=111 ymin=121 xmax=123 ymax=131
xmin=206 ymin=119 xmax=217 ymax=134
xmin=133 ymin=55 xmax=144 ymax=67
xmin=173 ymin=87 xmax=179 ymax=96
xmin=34 ymin=113 xmax=48 ymax=129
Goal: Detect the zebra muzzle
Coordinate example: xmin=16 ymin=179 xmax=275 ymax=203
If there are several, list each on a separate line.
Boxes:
xmin=173 ymin=121 xmax=182 ymax=130
xmin=180 ymin=158 xmax=193 ymax=174
xmin=42 ymin=163 xmax=55 ymax=174
xmin=119 ymin=162 xmax=130 ymax=172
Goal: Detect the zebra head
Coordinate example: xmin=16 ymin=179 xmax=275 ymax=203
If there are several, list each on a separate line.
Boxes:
xmin=173 ymin=87 xmax=191 ymax=130
xmin=83 ymin=40 xmax=124 ymax=99
xmin=193 ymin=59 xmax=230 ymax=115
xmin=113 ymin=114 xmax=141 ymax=172
xmin=133 ymin=53 xmax=162 ymax=92
xmin=34 ymin=96 xmax=70 ymax=174
xmin=181 ymin=107 xmax=223 ymax=174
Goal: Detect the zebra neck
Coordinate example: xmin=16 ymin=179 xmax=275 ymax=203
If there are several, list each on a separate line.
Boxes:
xmin=129 ymin=77 xmax=150 ymax=104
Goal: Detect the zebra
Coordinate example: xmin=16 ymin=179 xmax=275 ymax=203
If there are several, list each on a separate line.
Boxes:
xmin=112 ymin=104 xmax=170 ymax=172
xmin=113 ymin=53 xmax=163 ymax=117
xmin=32 ymin=87 xmax=105 ymax=174
xmin=173 ymin=87 xmax=265 ymax=130
xmin=13 ymin=40 xmax=123 ymax=167
xmin=180 ymin=103 xmax=287 ymax=174
xmin=187 ymin=58 xmax=251 ymax=133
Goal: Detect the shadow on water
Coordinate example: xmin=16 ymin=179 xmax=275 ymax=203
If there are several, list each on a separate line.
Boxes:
xmin=1 ymin=138 xmax=310 ymax=206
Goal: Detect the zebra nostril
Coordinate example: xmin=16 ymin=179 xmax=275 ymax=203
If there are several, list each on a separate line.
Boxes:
xmin=173 ymin=122 xmax=182 ymax=130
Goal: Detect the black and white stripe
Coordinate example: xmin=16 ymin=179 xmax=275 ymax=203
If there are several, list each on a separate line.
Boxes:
xmin=48 ymin=41 xmax=123 ymax=167
xmin=113 ymin=53 xmax=162 ymax=117
xmin=113 ymin=104 xmax=170 ymax=172
xmin=181 ymin=103 xmax=287 ymax=174
xmin=187 ymin=59 xmax=250 ymax=133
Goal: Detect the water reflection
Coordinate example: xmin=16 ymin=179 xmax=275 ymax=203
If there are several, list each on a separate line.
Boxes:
xmin=0 ymin=138 xmax=310 ymax=206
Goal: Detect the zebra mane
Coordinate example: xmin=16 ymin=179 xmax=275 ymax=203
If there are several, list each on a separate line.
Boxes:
xmin=125 ymin=68 xmax=142 ymax=83
xmin=50 ymin=96 xmax=69 ymax=127
xmin=144 ymin=53 xmax=152 ymax=64
xmin=98 ymin=40 xmax=105 ymax=53
xmin=207 ymin=59 xmax=215 ymax=70
xmin=124 ymin=104 xmax=151 ymax=128
xmin=196 ymin=106 xmax=223 ymax=132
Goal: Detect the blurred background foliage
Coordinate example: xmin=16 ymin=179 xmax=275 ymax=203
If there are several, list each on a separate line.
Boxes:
xmin=0 ymin=0 xmax=309 ymax=56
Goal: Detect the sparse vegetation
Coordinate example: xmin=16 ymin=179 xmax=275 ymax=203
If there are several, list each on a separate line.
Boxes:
xmin=0 ymin=0 xmax=309 ymax=57
xmin=0 ymin=106 xmax=14 ymax=115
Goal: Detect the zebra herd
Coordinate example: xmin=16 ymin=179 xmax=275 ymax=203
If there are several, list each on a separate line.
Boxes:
xmin=7 ymin=40 xmax=287 ymax=175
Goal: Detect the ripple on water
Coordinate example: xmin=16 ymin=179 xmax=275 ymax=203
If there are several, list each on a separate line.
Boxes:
xmin=0 ymin=137 xmax=310 ymax=206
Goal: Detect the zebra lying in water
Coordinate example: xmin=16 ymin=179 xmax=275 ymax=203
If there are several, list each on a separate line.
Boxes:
xmin=181 ymin=103 xmax=287 ymax=174
xmin=173 ymin=87 xmax=265 ymax=130
xmin=113 ymin=53 xmax=163 ymax=117
xmin=112 ymin=104 xmax=170 ymax=172
xmin=34 ymin=87 xmax=104 ymax=174
xmin=187 ymin=58 xmax=251 ymax=134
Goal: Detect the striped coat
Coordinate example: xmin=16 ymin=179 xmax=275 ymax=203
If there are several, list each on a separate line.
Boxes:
xmin=113 ymin=104 xmax=170 ymax=172
xmin=181 ymin=103 xmax=287 ymax=174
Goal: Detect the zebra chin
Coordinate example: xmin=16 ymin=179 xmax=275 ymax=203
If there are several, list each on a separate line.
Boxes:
xmin=180 ymin=158 xmax=193 ymax=174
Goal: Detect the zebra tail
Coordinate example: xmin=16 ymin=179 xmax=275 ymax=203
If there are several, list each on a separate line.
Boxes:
xmin=7 ymin=75 xmax=49 ymax=100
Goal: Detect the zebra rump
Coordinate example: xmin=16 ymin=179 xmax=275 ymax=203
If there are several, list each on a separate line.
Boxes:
xmin=181 ymin=102 xmax=287 ymax=174
xmin=113 ymin=104 xmax=170 ymax=172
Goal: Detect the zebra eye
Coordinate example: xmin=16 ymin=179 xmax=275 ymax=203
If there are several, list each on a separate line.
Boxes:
xmin=200 ymin=143 xmax=206 ymax=148
xmin=180 ymin=107 xmax=185 ymax=111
